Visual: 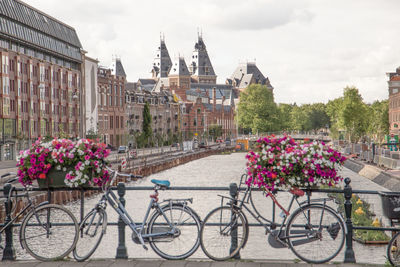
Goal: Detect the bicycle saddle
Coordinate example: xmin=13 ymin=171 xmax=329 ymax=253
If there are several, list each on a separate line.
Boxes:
xmin=151 ymin=179 xmax=170 ymax=188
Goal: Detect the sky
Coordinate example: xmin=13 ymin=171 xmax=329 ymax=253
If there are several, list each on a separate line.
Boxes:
xmin=24 ymin=0 xmax=400 ymax=104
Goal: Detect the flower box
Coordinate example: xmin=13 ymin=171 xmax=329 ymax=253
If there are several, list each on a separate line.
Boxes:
xmin=246 ymin=135 xmax=346 ymax=192
xmin=17 ymin=138 xmax=110 ymax=188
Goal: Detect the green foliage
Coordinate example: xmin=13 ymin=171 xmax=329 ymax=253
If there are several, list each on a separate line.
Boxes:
xmin=86 ymin=128 xmax=100 ymax=140
xmin=330 ymin=192 xmax=390 ymax=242
xmin=208 ymin=124 xmax=222 ymax=141
xmin=368 ymin=100 xmax=389 ymax=143
xmin=277 ymin=103 xmax=293 ymax=131
xmin=142 ymin=102 xmax=152 ymax=147
xmin=237 ymin=84 xmax=279 ymax=134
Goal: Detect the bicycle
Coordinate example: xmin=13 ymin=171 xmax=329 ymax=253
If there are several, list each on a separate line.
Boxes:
xmin=73 ymin=165 xmax=202 ymax=261
xmin=200 ymin=174 xmax=346 ymax=263
xmin=0 ymin=172 xmax=79 ymax=261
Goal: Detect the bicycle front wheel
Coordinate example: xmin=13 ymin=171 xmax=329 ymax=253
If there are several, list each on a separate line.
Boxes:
xmin=73 ymin=208 xmax=107 ymax=262
xmin=286 ymin=204 xmax=345 ymax=264
xmin=20 ymin=204 xmax=79 ymax=261
xmin=200 ymin=206 xmax=248 ymax=261
xmin=147 ymin=204 xmax=201 ymax=259
xmin=388 ymin=231 xmax=400 ymax=266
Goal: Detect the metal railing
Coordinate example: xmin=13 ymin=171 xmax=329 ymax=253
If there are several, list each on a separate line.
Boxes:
xmin=0 ymin=178 xmax=398 ymax=263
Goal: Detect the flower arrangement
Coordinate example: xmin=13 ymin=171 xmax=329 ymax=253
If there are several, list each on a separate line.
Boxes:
xmin=245 ymin=135 xmax=346 ymax=192
xmin=17 ymin=138 xmax=111 ymax=187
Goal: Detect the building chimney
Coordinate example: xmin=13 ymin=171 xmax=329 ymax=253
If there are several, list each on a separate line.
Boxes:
xmin=213 ymin=87 xmax=216 ymax=111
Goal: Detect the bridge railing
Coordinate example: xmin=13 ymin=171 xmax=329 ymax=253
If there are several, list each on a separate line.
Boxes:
xmin=0 ymin=178 xmax=397 ymax=263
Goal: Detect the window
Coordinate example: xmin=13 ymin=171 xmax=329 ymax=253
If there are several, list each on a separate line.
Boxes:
xmin=110 ymin=116 xmax=113 ymax=129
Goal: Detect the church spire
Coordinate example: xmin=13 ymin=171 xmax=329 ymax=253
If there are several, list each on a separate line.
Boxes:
xmin=190 ymin=33 xmax=217 ymax=84
xmin=152 ymin=35 xmax=172 ymax=78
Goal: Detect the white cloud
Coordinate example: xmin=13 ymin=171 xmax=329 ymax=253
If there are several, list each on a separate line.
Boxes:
xmin=23 ymin=0 xmax=400 ymax=104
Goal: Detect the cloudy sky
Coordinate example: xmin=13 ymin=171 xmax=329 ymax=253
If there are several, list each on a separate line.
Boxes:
xmin=25 ymin=0 xmax=399 ymax=104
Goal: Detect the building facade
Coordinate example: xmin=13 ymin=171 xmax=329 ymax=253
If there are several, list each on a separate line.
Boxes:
xmin=0 ymin=0 xmax=83 ymax=161
xmin=97 ymin=59 xmax=126 ymax=148
xmin=388 ymin=67 xmax=400 ymax=135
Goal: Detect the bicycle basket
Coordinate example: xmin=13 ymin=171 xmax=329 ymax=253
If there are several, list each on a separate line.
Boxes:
xmin=379 ymin=191 xmax=400 ymax=219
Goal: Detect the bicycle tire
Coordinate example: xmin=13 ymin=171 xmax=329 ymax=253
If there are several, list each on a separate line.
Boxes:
xmin=200 ymin=205 xmax=248 ymax=261
xmin=286 ymin=204 xmax=345 ymax=264
xmin=147 ymin=203 xmax=201 ymax=259
xmin=73 ymin=208 xmax=107 ymax=262
xmin=388 ymin=231 xmax=400 ymax=266
xmin=20 ymin=204 xmax=79 ymax=261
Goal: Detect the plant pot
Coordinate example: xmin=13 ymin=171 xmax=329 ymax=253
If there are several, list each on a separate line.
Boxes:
xmin=37 ymin=168 xmax=72 ymax=189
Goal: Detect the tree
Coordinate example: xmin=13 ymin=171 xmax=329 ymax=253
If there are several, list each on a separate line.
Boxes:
xmin=326 ymin=97 xmax=344 ymax=140
xmin=277 ymin=103 xmax=294 ymax=131
xmin=368 ymin=100 xmax=389 ymax=143
xmin=308 ymin=103 xmax=330 ymax=132
xmin=341 ymin=86 xmax=370 ymax=143
xmin=208 ymin=124 xmax=222 ymax=141
xmin=142 ymin=102 xmax=152 ymax=147
xmin=237 ymin=84 xmax=279 ymax=134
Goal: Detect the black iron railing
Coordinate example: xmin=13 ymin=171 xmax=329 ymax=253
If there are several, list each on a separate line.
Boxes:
xmin=0 ymin=178 xmax=398 ymax=263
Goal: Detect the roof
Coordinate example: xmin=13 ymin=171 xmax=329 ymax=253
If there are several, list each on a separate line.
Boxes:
xmin=229 ymin=62 xmax=273 ymax=89
xmin=152 ymin=38 xmax=172 ymax=78
xmin=169 ymin=57 xmax=190 ymax=76
xmin=111 ymin=58 xmax=126 ymax=77
xmin=0 ymin=0 xmax=82 ymax=61
xmin=391 ymin=76 xmax=400 ymax=81
xmin=190 ymin=35 xmax=216 ymax=77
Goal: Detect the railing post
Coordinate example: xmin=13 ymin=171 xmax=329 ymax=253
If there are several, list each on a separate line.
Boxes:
xmin=371 ymin=142 xmax=375 ymax=162
xmin=229 ymin=183 xmax=240 ymax=259
xmin=2 ymin=183 xmax=15 ymax=261
xmin=343 ymin=178 xmax=356 ymax=263
xmin=116 ymin=182 xmax=128 ymax=259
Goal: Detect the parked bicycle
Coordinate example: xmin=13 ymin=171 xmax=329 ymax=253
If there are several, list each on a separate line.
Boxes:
xmin=0 ymin=172 xmax=79 ymax=261
xmin=200 ymin=174 xmax=346 ymax=263
xmin=73 ymin=165 xmax=202 ymax=261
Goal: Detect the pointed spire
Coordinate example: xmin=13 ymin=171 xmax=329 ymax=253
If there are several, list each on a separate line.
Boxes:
xmin=190 ymin=33 xmax=216 ymax=80
xmin=169 ymin=57 xmax=190 ymax=76
xmin=152 ymin=34 xmax=172 ymax=78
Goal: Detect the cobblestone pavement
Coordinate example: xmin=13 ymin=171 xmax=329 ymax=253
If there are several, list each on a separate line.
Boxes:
xmin=0 ymin=259 xmax=385 ymax=267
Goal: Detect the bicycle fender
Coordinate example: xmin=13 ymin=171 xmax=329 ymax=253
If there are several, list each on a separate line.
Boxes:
xmin=158 ymin=203 xmax=202 ymax=223
xmin=36 ymin=201 xmax=50 ymax=208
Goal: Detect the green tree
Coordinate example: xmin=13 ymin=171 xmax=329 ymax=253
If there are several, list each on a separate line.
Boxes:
xmin=142 ymin=102 xmax=152 ymax=147
xmin=277 ymin=103 xmax=294 ymax=131
xmin=341 ymin=86 xmax=369 ymax=143
xmin=237 ymin=84 xmax=279 ymax=134
xmin=208 ymin=124 xmax=222 ymax=141
xmin=368 ymin=100 xmax=389 ymax=143
xmin=326 ymin=97 xmax=344 ymax=140
xmin=308 ymin=103 xmax=330 ymax=132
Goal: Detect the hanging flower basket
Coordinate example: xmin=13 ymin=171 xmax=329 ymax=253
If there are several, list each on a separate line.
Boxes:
xmin=17 ymin=138 xmax=110 ymax=188
xmin=246 ymin=135 xmax=346 ymax=193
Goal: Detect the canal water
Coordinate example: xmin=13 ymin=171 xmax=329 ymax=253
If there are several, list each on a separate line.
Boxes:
xmin=14 ymin=152 xmax=388 ymax=264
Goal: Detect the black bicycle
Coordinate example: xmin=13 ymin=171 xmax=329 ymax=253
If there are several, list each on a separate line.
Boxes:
xmin=73 ymin=165 xmax=202 ymax=261
xmin=200 ymin=174 xmax=345 ymax=263
xmin=0 ymin=172 xmax=79 ymax=261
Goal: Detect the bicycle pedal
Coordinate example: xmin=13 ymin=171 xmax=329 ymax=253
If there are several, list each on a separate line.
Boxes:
xmin=143 ymin=245 xmax=148 ymax=251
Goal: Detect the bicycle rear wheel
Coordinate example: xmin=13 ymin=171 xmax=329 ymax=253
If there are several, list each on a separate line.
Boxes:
xmin=200 ymin=206 xmax=248 ymax=261
xmin=73 ymin=208 xmax=107 ymax=262
xmin=20 ymin=204 xmax=79 ymax=261
xmin=286 ymin=204 xmax=345 ymax=264
xmin=147 ymin=204 xmax=201 ymax=259
xmin=388 ymin=231 xmax=400 ymax=266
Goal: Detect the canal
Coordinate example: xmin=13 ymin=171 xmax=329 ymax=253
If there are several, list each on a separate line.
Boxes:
xmin=14 ymin=152 xmax=389 ymax=264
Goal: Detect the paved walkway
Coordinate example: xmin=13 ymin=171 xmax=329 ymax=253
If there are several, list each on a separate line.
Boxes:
xmin=0 ymin=259 xmax=385 ymax=267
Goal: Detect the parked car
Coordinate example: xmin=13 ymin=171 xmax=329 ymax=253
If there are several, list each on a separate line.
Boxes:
xmin=106 ymin=144 xmax=116 ymax=151
xmin=216 ymin=138 xmax=223 ymax=143
xmin=118 ymin=146 xmax=127 ymax=153
xmin=199 ymin=142 xmax=207 ymax=148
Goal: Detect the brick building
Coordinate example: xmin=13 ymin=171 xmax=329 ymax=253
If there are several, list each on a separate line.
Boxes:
xmin=0 ymin=0 xmax=83 ymax=161
xmin=388 ymin=67 xmax=400 ymax=134
xmin=97 ymin=58 xmax=126 ymax=148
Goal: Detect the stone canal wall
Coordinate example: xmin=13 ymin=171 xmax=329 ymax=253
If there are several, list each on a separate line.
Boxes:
xmin=0 ymin=147 xmax=234 ymax=221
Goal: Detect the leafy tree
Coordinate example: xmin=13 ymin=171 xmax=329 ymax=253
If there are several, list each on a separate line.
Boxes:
xmin=208 ymin=124 xmax=222 ymax=141
xmin=326 ymin=97 xmax=344 ymax=139
xmin=237 ymin=84 xmax=279 ymax=134
xmin=142 ymin=102 xmax=152 ymax=147
xmin=368 ymin=100 xmax=389 ymax=143
xmin=308 ymin=103 xmax=330 ymax=132
xmin=277 ymin=103 xmax=294 ymax=131
xmin=341 ymin=86 xmax=369 ymax=143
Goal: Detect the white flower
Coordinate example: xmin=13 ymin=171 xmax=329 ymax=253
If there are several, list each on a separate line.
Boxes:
xmin=62 ymin=167 xmax=67 ymax=171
